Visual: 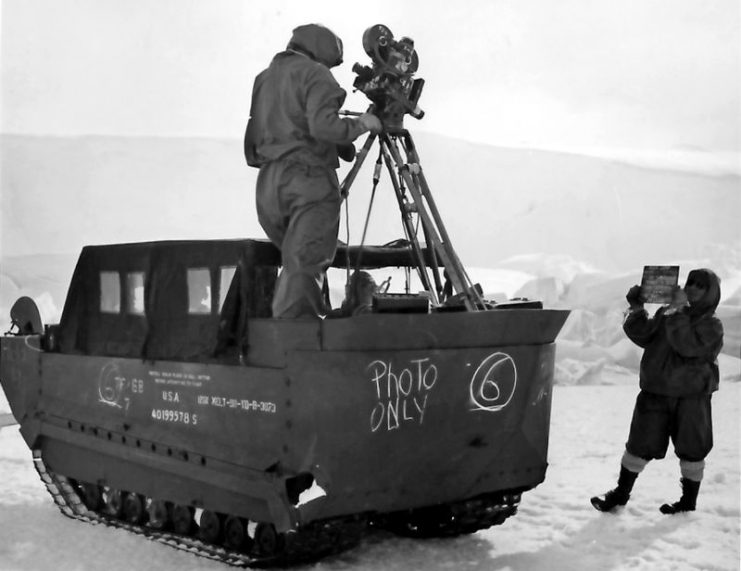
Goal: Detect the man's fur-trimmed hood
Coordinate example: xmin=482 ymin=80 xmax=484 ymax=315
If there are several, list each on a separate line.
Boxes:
xmin=686 ymin=268 xmax=721 ymax=316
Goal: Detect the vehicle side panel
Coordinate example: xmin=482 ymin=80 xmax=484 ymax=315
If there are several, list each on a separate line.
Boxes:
xmin=286 ymin=343 xmax=556 ymax=521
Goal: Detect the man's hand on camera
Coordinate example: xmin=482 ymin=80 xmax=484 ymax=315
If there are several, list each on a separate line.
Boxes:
xmin=626 ymin=285 xmax=645 ymax=309
xmin=359 ymin=112 xmax=383 ymax=134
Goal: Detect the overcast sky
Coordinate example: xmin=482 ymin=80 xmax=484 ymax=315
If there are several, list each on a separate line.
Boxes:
xmin=1 ymin=0 xmax=739 ymax=155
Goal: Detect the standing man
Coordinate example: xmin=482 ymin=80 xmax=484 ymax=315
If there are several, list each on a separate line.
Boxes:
xmin=245 ymin=23 xmax=382 ymax=318
xmin=590 ymin=269 xmax=724 ymax=514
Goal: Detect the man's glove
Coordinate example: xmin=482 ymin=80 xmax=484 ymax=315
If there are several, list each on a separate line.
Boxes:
xmin=359 ymin=112 xmax=382 ymax=134
xmin=626 ymin=285 xmax=644 ymax=309
xmin=337 ymin=143 xmax=356 ymax=162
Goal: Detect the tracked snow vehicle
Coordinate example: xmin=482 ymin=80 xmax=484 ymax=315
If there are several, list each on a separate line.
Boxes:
xmin=1 ymin=24 xmax=568 ymax=565
xmin=2 ymin=238 xmax=568 ymax=565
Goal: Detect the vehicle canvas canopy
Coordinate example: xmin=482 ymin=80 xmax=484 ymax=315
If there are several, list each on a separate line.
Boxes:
xmin=55 ymin=239 xmax=439 ymax=362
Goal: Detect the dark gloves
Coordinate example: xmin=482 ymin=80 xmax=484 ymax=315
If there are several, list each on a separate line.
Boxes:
xmin=358 ymin=112 xmax=383 ymax=134
xmin=337 ymin=143 xmax=356 ymax=162
xmin=626 ymin=285 xmax=644 ymax=309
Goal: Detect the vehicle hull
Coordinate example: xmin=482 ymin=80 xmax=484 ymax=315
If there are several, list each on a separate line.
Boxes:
xmin=1 ymin=309 xmax=567 ymax=532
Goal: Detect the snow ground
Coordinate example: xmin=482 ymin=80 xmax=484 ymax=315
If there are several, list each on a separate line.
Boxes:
xmin=1 ymin=379 xmax=738 ymax=571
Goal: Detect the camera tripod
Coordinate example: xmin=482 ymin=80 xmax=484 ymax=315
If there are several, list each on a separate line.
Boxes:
xmin=339 ymin=128 xmax=485 ymax=311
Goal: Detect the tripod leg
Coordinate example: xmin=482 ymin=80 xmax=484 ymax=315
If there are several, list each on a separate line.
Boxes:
xmin=399 ymin=133 xmax=466 ymax=273
xmin=420 ymin=222 xmax=445 ymax=300
xmin=378 ymin=141 xmax=438 ymax=303
xmin=340 ymin=133 xmax=377 ymax=198
xmin=384 ymin=132 xmax=483 ymax=310
xmin=401 ymin=132 xmax=483 ymax=307
xmin=415 ymin=167 xmax=483 ymax=304
xmin=392 ymin=133 xmax=444 ymax=299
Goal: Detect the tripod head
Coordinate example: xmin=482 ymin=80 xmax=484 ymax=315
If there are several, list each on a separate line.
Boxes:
xmin=351 ymin=24 xmax=425 ymax=130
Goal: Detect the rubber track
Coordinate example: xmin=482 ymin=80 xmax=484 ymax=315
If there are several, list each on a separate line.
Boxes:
xmin=32 ymin=449 xmax=362 ymax=567
xmin=33 ymin=448 xmax=520 ymax=565
xmin=381 ymin=493 xmax=520 ymax=538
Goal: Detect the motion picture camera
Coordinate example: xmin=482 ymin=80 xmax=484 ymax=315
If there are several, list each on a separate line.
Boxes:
xmin=352 ymin=25 xmax=425 ymax=130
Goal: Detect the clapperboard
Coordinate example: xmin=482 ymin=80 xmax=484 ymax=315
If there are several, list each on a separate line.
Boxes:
xmin=640 ymin=265 xmax=680 ymax=304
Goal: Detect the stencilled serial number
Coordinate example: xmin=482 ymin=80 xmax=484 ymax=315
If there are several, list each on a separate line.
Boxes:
xmin=245 ymin=401 xmax=277 ymax=413
xmin=151 ymin=409 xmax=198 ymax=425
xmin=196 ymin=396 xmax=277 ymax=414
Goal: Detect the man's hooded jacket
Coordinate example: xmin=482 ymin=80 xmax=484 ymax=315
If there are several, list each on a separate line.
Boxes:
xmin=624 ymin=268 xmax=724 ymax=397
xmin=244 ymin=24 xmax=365 ymax=169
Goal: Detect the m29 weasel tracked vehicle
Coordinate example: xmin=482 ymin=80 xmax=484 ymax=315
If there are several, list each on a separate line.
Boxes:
xmin=2 ymin=22 xmax=569 ymax=564
xmin=1 ymin=237 xmax=568 ymax=565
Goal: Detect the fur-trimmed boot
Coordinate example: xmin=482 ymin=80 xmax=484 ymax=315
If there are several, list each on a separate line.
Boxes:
xmin=591 ymin=466 xmax=639 ymax=512
xmin=660 ymin=478 xmax=700 ymax=514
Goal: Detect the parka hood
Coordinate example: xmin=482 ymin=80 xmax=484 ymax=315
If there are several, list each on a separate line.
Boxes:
xmin=686 ymin=268 xmax=721 ymax=315
xmin=287 ymin=24 xmax=344 ymax=68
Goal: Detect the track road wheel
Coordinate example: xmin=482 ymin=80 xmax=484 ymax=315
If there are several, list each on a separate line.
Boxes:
xmin=254 ymin=522 xmax=284 ymax=557
xmin=224 ymin=516 xmax=253 ymax=551
xmin=123 ymin=492 xmax=147 ymax=524
xmin=146 ymin=499 xmax=171 ymax=530
xmin=387 ymin=505 xmax=454 ymax=537
xmin=78 ymin=482 xmax=102 ymax=511
xmin=172 ymin=505 xmax=195 ymax=535
xmin=104 ymin=488 xmax=124 ymax=518
xmin=199 ymin=510 xmax=223 ymax=544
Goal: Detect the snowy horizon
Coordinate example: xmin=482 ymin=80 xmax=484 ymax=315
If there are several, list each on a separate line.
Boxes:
xmin=2 ymin=131 xmax=738 ymax=179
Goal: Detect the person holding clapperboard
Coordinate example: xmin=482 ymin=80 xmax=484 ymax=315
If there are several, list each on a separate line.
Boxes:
xmin=591 ymin=266 xmax=724 ymax=514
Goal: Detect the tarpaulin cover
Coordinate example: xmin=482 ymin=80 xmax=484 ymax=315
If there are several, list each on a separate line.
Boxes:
xmin=56 ymin=239 xmax=435 ymax=361
xmin=58 ymin=239 xmax=279 ymax=361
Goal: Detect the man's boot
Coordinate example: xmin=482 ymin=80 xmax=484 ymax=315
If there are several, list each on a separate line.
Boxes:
xmin=591 ymin=466 xmax=639 ymax=512
xmin=660 ymin=478 xmax=700 ymax=514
